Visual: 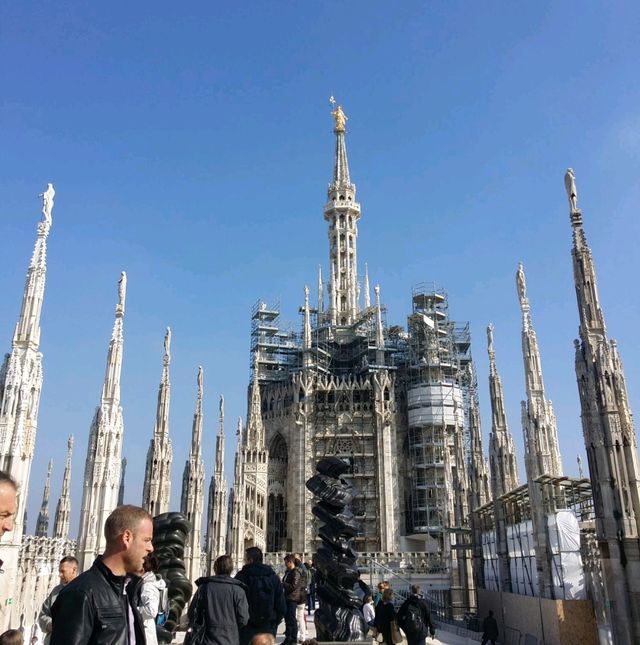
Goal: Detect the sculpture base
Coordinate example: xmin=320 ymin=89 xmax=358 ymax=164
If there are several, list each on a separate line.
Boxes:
xmin=314 ymin=604 xmax=367 ymax=642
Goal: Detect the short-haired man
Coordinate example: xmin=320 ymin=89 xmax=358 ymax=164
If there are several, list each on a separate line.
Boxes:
xmin=235 ymin=547 xmax=286 ymax=645
xmin=249 ymin=634 xmax=276 ymax=645
xmin=50 ymin=505 xmax=153 ymax=645
xmin=396 ymin=584 xmax=435 ymax=645
xmin=0 ymin=472 xmax=17 ymax=537
xmin=38 ymin=556 xmax=79 ymax=644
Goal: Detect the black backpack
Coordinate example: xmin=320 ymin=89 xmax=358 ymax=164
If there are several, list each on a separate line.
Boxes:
xmin=247 ymin=574 xmax=275 ymax=626
xmin=399 ymin=599 xmax=427 ymax=638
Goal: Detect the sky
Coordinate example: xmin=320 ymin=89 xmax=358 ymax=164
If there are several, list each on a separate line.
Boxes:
xmin=1 ymin=2 xmax=640 ymax=539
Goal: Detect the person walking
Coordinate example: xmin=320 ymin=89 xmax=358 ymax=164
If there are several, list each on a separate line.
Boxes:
xmin=50 ymin=504 xmax=154 ymax=645
xmin=481 ymin=610 xmax=499 ymax=645
xmin=374 ymin=588 xmax=397 ymax=645
xmin=362 ymin=595 xmax=375 ymax=628
xmin=304 ymin=561 xmax=315 ymax=615
xmin=235 ymin=547 xmax=286 ymax=645
xmin=37 ymin=556 xmax=79 ymax=645
xmin=187 ymin=554 xmax=249 ymax=645
xmin=292 ymin=555 xmax=308 ymax=642
xmin=282 ymin=555 xmax=305 ymax=645
xmin=137 ymin=554 xmax=166 ymax=645
xmin=396 ymin=585 xmax=435 ymax=645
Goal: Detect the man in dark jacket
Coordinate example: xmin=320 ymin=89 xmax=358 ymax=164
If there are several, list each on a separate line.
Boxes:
xmin=396 ymin=585 xmax=435 ymax=645
xmin=189 ymin=554 xmax=249 ymax=645
xmin=235 ymin=547 xmax=286 ymax=645
xmin=481 ymin=610 xmax=499 ymax=645
xmin=50 ymin=505 xmax=154 ymax=645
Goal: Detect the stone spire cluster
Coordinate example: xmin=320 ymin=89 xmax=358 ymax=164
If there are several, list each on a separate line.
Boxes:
xmin=181 ymin=366 xmax=205 ymax=584
xmin=35 ymin=460 xmax=53 ymax=537
xmin=143 ymin=327 xmax=173 ymax=516
xmin=0 ymin=185 xmax=53 ymax=611
xmin=77 ymin=272 xmax=127 ymax=570
xmin=487 ymin=324 xmax=520 ymax=498
xmin=516 ymin=263 xmax=563 ymax=480
xmin=567 ymin=168 xmax=640 ymax=643
xmin=206 ymin=394 xmax=228 ymax=574
xmin=325 ymin=102 xmax=362 ymax=326
xmin=53 ymin=435 xmax=73 ymax=540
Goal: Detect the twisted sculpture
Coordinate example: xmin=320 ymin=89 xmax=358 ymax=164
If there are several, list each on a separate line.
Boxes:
xmin=306 ymin=457 xmax=369 ymax=641
xmin=152 ymin=512 xmax=193 ymax=643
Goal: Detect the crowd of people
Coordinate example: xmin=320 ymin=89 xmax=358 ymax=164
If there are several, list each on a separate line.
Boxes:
xmin=0 ymin=469 xmax=499 ymax=645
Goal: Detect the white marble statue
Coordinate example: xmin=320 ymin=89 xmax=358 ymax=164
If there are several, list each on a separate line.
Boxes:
xmin=39 ymin=183 xmax=55 ymax=226
xmin=564 ymin=168 xmax=578 ymax=212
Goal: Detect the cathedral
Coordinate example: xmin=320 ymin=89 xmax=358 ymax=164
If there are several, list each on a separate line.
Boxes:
xmin=1 ymin=107 xmax=640 ymax=644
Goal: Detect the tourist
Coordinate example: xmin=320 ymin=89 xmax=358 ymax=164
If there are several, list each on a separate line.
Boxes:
xmin=374 ymin=588 xmax=396 ymax=645
xmin=248 ymin=635 xmax=275 ymax=645
xmin=282 ymin=554 xmax=305 ymax=645
xmin=293 ymin=554 xmax=308 ymax=641
xmin=396 ymin=585 xmax=435 ymax=645
xmin=37 ymin=556 xmax=79 ymax=645
xmin=481 ymin=610 xmax=499 ymax=645
xmin=137 ymin=554 xmax=166 ymax=645
xmin=235 ymin=547 xmax=286 ymax=645
xmin=362 ymin=594 xmax=375 ymax=628
xmin=373 ymin=581 xmax=389 ymax=607
xmin=0 ymin=630 xmax=23 ymax=645
xmin=0 ymin=472 xmax=17 ymax=537
xmin=188 ymin=554 xmax=249 ymax=645
xmin=304 ymin=560 xmax=316 ymax=615
xmin=50 ymin=505 xmax=153 ymax=645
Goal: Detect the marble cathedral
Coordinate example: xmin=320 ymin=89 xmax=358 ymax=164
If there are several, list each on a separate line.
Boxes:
xmin=2 ymin=110 xmax=640 ymax=643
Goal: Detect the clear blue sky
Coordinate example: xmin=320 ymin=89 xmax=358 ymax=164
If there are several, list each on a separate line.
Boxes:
xmin=1 ymin=2 xmax=639 ymax=538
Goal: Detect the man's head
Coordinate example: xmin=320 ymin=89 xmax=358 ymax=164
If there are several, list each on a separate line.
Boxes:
xmin=293 ymin=553 xmax=302 ymax=565
xmin=411 ymin=584 xmax=421 ymax=595
xmin=0 ymin=472 xmax=17 ymax=537
xmin=104 ymin=505 xmax=153 ymax=574
xmin=249 ymin=634 xmax=276 ymax=645
xmin=284 ymin=554 xmax=295 ymax=570
xmin=214 ymin=555 xmax=234 ymax=576
xmin=59 ymin=555 xmax=78 ymax=584
xmin=245 ymin=546 xmax=263 ymax=564
xmin=488 ymin=610 xmax=494 ymax=617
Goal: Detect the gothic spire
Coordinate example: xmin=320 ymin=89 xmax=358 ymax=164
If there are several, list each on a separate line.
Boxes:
xmin=487 ymin=323 xmax=520 ymax=498
xmin=12 ymin=184 xmax=54 ymax=351
xmin=516 ymin=263 xmax=562 ymax=478
xmin=77 ymin=272 xmax=127 ymax=569
xmin=181 ymin=365 xmax=205 ymax=583
xmin=568 ymin=168 xmax=640 ymax=642
xmin=324 ymin=101 xmax=362 ymax=326
xmin=317 ymin=266 xmax=324 ymax=314
xmin=467 ymin=364 xmax=491 ymax=510
xmin=142 ymin=327 xmax=173 ymax=515
xmin=303 ymin=285 xmax=311 ymax=351
xmin=53 ymin=435 xmax=73 ymax=539
xmin=374 ymin=285 xmax=384 ymax=349
xmin=216 ymin=394 xmax=225 ymax=474
xmin=35 ymin=460 xmax=53 ymax=537
xmin=364 ymin=263 xmax=371 ymax=309
xmin=246 ymin=359 xmax=264 ymax=447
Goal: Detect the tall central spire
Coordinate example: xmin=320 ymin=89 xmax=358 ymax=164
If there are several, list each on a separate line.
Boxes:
xmin=324 ymin=100 xmax=361 ymax=326
xmin=77 ymin=272 xmax=127 ymax=570
xmin=516 ymin=263 xmax=562 ymax=479
xmin=142 ymin=327 xmax=173 ymax=516
xmin=35 ymin=460 xmax=53 ymax=537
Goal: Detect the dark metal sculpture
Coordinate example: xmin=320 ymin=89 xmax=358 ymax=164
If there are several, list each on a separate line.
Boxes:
xmin=306 ymin=457 xmax=370 ymax=641
xmin=152 ymin=512 xmax=193 ymax=643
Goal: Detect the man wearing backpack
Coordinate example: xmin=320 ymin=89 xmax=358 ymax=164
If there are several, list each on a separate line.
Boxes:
xmin=396 ymin=585 xmax=435 ymax=645
xmin=235 ymin=547 xmax=286 ymax=645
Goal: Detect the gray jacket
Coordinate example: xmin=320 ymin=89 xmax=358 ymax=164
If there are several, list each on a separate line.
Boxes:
xmin=189 ymin=575 xmax=249 ymax=645
xmin=38 ymin=583 xmax=64 ymax=645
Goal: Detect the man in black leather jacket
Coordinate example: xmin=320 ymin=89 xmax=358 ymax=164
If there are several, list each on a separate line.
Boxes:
xmin=50 ymin=505 xmax=154 ymax=645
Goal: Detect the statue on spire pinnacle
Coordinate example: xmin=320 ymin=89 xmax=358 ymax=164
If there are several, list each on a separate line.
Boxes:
xmin=564 ymin=168 xmax=579 ymax=213
xmin=219 ymin=394 xmax=224 ymax=418
xmin=197 ymin=366 xmax=203 ymax=401
xmin=487 ymin=323 xmax=495 ymax=355
xmin=39 ymin=183 xmax=55 ymax=227
xmin=164 ymin=327 xmax=172 ymax=363
xmin=117 ymin=271 xmax=127 ymax=314
xmin=330 ymin=96 xmax=347 ymax=132
xmin=516 ymin=262 xmax=527 ymax=303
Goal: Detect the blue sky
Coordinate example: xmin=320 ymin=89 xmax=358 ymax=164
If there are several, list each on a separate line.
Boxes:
xmin=1 ymin=2 xmax=639 ymax=538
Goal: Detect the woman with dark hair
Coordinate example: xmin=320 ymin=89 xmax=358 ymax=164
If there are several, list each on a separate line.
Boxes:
xmin=0 ymin=630 xmax=23 ymax=645
xmin=138 ymin=553 xmax=166 ymax=645
xmin=374 ymin=588 xmax=397 ymax=645
xmin=188 ymin=555 xmax=250 ymax=645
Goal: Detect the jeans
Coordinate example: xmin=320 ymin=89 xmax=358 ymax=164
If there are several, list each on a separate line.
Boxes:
xmin=285 ymin=600 xmax=298 ymax=643
xmin=296 ymin=603 xmax=307 ymax=641
xmin=307 ymin=589 xmax=316 ymax=614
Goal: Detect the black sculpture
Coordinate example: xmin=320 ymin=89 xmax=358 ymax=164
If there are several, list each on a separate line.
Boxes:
xmin=306 ymin=457 xmax=369 ymax=641
xmin=152 ymin=512 xmax=193 ymax=643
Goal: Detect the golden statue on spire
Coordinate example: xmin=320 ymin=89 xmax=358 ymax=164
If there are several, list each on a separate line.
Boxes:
xmin=329 ymin=96 xmax=347 ymax=132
